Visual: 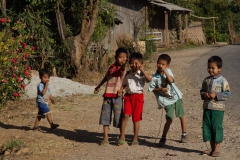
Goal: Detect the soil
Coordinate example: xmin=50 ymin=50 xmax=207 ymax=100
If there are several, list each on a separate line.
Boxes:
xmin=1 ymin=45 xmax=240 ymax=160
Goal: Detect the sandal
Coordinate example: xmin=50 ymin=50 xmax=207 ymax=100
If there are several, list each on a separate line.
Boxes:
xmin=202 ymin=150 xmax=211 ymax=155
xmin=100 ymin=140 xmax=109 ymax=146
xmin=118 ymin=139 xmax=128 ymax=146
xmin=131 ymin=140 xmax=139 ymax=146
xmin=212 ymin=152 xmax=220 ymax=157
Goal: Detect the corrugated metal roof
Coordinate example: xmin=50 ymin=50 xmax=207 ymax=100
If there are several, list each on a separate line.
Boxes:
xmin=149 ymin=0 xmax=192 ymax=12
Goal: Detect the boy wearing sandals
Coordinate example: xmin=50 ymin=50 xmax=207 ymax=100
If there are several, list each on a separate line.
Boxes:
xmin=200 ymin=56 xmax=230 ymax=157
xmin=118 ymin=52 xmax=151 ymax=146
xmin=33 ymin=69 xmax=59 ymax=130
xmin=148 ymin=54 xmax=188 ymax=145
xmin=95 ymin=48 xmax=128 ymax=145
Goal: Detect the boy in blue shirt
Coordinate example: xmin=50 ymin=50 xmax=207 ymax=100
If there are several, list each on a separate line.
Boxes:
xmin=148 ymin=54 xmax=187 ymax=145
xmin=200 ymin=56 xmax=230 ymax=157
xmin=33 ymin=69 xmax=59 ymax=130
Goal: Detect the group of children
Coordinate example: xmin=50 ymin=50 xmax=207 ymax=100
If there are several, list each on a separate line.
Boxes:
xmin=32 ymin=48 xmax=230 ymax=157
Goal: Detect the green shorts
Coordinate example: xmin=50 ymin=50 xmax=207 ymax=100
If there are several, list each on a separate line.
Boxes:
xmin=202 ymin=109 xmax=224 ymax=143
xmin=164 ymin=99 xmax=185 ymax=120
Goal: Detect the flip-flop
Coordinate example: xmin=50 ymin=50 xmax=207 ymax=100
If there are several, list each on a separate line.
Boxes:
xmin=202 ymin=150 xmax=211 ymax=155
xmin=212 ymin=152 xmax=220 ymax=157
xmin=100 ymin=140 xmax=109 ymax=146
xmin=131 ymin=140 xmax=139 ymax=146
xmin=118 ymin=139 xmax=128 ymax=146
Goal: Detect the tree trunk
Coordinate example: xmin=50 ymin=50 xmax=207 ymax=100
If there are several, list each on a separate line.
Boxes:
xmin=1 ymin=0 xmax=6 ymax=15
xmin=56 ymin=2 xmax=66 ymax=41
xmin=71 ymin=0 xmax=99 ymax=75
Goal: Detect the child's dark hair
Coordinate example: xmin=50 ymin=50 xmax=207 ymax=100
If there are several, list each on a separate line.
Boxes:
xmin=157 ymin=54 xmax=171 ymax=64
xmin=115 ymin=47 xmax=128 ymax=58
xmin=39 ymin=68 xmax=51 ymax=78
xmin=129 ymin=52 xmax=143 ymax=63
xmin=208 ymin=56 xmax=222 ymax=68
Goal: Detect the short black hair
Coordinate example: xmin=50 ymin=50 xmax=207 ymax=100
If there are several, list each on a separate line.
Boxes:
xmin=115 ymin=47 xmax=128 ymax=58
xmin=129 ymin=52 xmax=143 ymax=63
xmin=157 ymin=54 xmax=171 ymax=64
xmin=39 ymin=68 xmax=51 ymax=78
xmin=208 ymin=56 xmax=222 ymax=68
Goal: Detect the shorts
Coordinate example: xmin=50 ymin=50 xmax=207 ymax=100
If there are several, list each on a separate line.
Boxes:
xmin=99 ymin=97 xmax=123 ymax=128
xmin=202 ymin=109 xmax=224 ymax=143
xmin=164 ymin=99 xmax=184 ymax=120
xmin=123 ymin=93 xmax=144 ymax=122
xmin=37 ymin=102 xmax=51 ymax=116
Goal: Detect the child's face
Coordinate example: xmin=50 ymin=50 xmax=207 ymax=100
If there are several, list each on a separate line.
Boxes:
xmin=208 ymin=62 xmax=221 ymax=76
xmin=116 ymin=52 xmax=127 ymax=66
xmin=40 ymin=73 xmax=50 ymax=83
xmin=157 ymin=59 xmax=169 ymax=73
xmin=129 ymin=59 xmax=141 ymax=73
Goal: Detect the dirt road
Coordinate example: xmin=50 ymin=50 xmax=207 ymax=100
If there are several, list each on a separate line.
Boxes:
xmin=0 ymin=45 xmax=239 ymax=160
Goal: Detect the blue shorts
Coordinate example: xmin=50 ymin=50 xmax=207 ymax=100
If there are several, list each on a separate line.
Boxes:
xmin=37 ymin=102 xmax=51 ymax=116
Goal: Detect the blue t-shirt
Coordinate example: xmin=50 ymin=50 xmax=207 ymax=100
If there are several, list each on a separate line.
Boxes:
xmin=148 ymin=68 xmax=183 ymax=108
xmin=36 ymin=82 xmax=51 ymax=104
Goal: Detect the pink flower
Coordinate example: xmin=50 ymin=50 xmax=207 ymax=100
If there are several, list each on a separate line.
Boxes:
xmin=21 ymin=83 xmax=26 ymax=89
xmin=12 ymin=74 xmax=16 ymax=78
xmin=19 ymin=93 xmax=22 ymax=97
xmin=22 ymin=56 xmax=26 ymax=60
xmin=13 ymin=92 xmax=19 ymax=97
xmin=11 ymin=58 xmax=16 ymax=63
xmin=1 ymin=18 xmax=5 ymax=23
xmin=17 ymin=77 xmax=21 ymax=82
xmin=2 ymin=79 xmax=7 ymax=83
xmin=31 ymin=46 xmax=35 ymax=50
xmin=25 ymin=53 xmax=29 ymax=57
xmin=23 ymin=43 xmax=27 ymax=49
xmin=27 ymin=66 xmax=31 ymax=70
xmin=24 ymin=70 xmax=29 ymax=76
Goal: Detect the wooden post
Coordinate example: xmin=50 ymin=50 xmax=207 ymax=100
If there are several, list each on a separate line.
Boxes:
xmin=213 ymin=18 xmax=216 ymax=43
xmin=164 ymin=11 xmax=169 ymax=46
xmin=185 ymin=13 xmax=189 ymax=44
xmin=202 ymin=19 xmax=205 ymax=34
xmin=178 ymin=13 xmax=183 ymax=44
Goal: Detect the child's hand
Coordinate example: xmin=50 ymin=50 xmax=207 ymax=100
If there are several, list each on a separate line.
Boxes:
xmin=51 ymin=99 xmax=56 ymax=104
xmin=94 ymin=87 xmax=100 ymax=94
xmin=204 ymin=93 xmax=211 ymax=99
xmin=137 ymin=62 xmax=144 ymax=71
xmin=161 ymin=88 xmax=168 ymax=92
xmin=209 ymin=92 xmax=216 ymax=99
xmin=117 ymin=90 xmax=123 ymax=97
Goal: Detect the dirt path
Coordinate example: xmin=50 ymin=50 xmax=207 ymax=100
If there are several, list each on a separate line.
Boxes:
xmin=1 ymin=45 xmax=239 ymax=160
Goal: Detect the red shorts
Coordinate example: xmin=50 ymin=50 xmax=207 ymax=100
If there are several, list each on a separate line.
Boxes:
xmin=123 ymin=93 xmax=144 ymax=122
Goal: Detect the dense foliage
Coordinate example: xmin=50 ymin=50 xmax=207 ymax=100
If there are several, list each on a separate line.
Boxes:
xmin=165 ymin=0 xmax=240 ymax=43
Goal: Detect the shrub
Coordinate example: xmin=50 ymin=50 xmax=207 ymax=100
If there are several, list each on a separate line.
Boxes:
xmin=0 ymin=17 xmax=34 ymax=107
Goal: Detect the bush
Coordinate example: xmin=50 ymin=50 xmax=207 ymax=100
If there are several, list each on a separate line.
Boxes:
xmin=0 ymin=17 xmax=34 ymax=107
xmin=145 ymin=40 xmax=157 ymax=59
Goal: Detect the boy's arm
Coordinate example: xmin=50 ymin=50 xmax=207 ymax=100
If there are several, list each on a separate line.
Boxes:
xmin=200 ymin=79 xmax=209 ymax=100
xmin=41 ymin=81 xmax=49 ymax=96
xmin=214 ymin=80 xmax=231 ymax=100
xmin=94 ymin=74 xmax=107 ymax=93
xmin=49 ymin=94 xmax=55 ymax=104
xmin=138 ymin=63 xmax=151 ymax=82
xmin=163 ymin=69 xmax=173 ymax=83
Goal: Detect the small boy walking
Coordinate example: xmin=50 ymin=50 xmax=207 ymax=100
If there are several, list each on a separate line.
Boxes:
xmin=118 ymin=52 xmax=151 ymax=146
xmin=200 ymin=56 xmax=230 ymax=157
xmin=33 ymin=68 xmax=59 ymax=130
xmin=95 ymin=48 xmax=128 ymax=145
xmin=148 ymin=54 xmax=187 ymax=145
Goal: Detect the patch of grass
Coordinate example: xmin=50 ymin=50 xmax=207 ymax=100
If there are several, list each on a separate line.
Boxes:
xmin=4 ymin=139 xmax=24 ymax=151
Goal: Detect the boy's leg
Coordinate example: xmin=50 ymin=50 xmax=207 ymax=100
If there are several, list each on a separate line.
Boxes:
xmin=180 ymin=115 xmax=187 ymax=133
xmin=210 ymin=140 xmax=215 ymax=152
xmin=99 ymin=98 xmax=112 ymax=142
xmin=119 ymin=114 xmax=129 ymax=141
xmin=133 ymin=122 xmax=139 ymax=142
xmin=103 ymin=125 xmax=109 ymax=142
xmin=162 ymin=118 xmax=173 ymax=136
xmin=46 ymin=113 xmax=59 ymax=129
xmin=33 ymin=116 xmax=41 ymax=128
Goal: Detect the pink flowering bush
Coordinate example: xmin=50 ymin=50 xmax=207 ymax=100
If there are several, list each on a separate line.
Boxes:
xmin=0 ymin=17 xmax=35 ymax=107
